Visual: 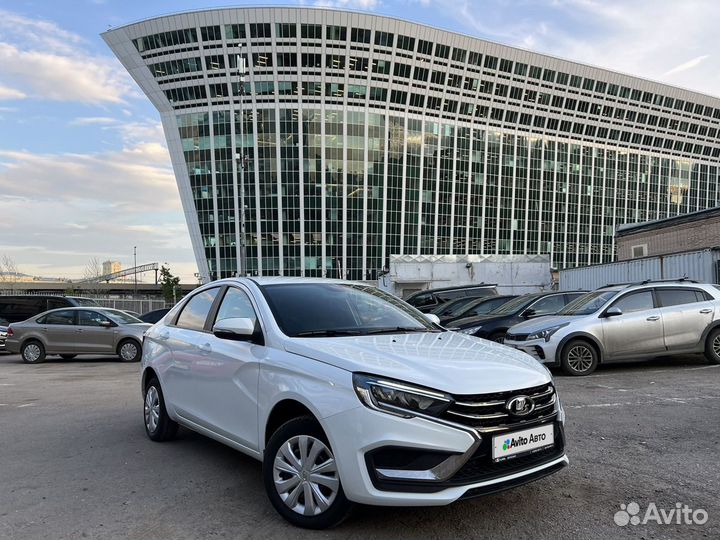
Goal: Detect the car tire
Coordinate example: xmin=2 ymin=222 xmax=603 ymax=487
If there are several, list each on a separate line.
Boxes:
xmin=488 ymin=331 xmax=506 ymax=343
xmin=60 ymin=354 xmax=77 ymax=360
xmin=263 ymin=416 xmax=353 ymax=529
xmin=143 ymin=378 xmax=178 ymax=442
xmin=704 ymin=327 xmax=720 ymax=365
xmin=21 ymin=340 xmax=46 ymax=364
xmin=560 ymin=339 xmax=599 ymax=376
xmin=117 ymin=339 xmax=141 ymax=362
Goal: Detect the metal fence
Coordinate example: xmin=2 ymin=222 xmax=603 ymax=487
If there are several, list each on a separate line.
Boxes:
xmin=90 ymin=298 xmax=170 ymax=314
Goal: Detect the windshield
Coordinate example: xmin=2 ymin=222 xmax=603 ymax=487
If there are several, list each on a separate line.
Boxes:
xmin=100 ymin=309 xmax=143 ymax=324
xmin=486 ymin=294 xmax=542 ymax=316
xmin=430 ymin=297 xmax=474 ymax=316
xmin=74 ymin=298 xmax=99 ymax=306
xmin=261 ymin=283 xmax=438 ymax=337
xmin=558 ymin=290 xmax=619 ymax=315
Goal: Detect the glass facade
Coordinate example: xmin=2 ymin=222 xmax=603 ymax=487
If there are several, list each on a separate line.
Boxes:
xmin=107 ymin=8 xmax=720 ymax=281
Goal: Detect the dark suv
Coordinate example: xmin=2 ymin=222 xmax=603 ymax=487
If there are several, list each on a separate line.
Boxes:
xmin=450 ymin=291 xmax=585 ymax=343
xmin=0 ymin=295 xmax=99 ymax=324
xmin=405 ymin=284 xmax=498 ymax=313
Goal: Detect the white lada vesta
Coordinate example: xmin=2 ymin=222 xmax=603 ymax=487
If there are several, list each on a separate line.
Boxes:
xmin=141 ymin=277 xmax=567 ymax=528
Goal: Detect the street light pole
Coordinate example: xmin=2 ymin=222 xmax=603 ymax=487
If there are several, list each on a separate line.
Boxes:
xmin=133 ymin=246 xmax=137 ymax=296
xmin=235 ymin=48 xmax=248 ymax=277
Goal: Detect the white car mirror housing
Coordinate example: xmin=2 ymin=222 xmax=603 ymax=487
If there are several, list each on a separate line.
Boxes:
xmin=424 ymin=313 xmax=441 ymax=325
xmin=213 ymin=317 xmax=255 ymax=339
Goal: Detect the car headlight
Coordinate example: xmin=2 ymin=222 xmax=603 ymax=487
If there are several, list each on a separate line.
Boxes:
xmin=353 ymin=374 xmax=452 ymax=418
xmin=527 ymin=323 xmax=569 ymax=342
xmin=457 ymin=325 xmax=483 ymax=335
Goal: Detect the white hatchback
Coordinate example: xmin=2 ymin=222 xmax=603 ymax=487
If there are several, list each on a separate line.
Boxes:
xmin=141 ymin=277 xmax=568 ymax=528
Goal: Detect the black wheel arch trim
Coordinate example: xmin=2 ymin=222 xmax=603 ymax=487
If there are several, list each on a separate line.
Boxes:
xmin=556 ymin=332 xmax=604 ymax=364
xmin=700 ymin=321 xmax=720 ymax=344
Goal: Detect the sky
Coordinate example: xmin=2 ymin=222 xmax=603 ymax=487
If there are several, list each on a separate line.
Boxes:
xmin=1 ymin=0 xmax=719 ymax=282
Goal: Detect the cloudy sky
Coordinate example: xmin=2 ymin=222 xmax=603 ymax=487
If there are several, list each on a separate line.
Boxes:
xmin=1 ymin=0 xmax=719 ymax=281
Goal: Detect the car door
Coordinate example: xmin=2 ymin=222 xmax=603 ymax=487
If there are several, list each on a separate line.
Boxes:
xmin=163 ymin=287 xmax=221 ymax=420
xmin=192 ymin=285 xmax=265 ymax=451
xmin=38 ymin=310 xmax=78 ymax=353
xmin=76 ymin=310 xmax=116 ymax=353
xmin=656 ymin=288 xmax=715 ymax=351
xmin=601 ymin=290 xmax=665 ymax=358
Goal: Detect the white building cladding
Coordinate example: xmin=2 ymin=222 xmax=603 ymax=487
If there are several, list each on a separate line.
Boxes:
xmin=103 ymin=7 xmax=720 ymax=282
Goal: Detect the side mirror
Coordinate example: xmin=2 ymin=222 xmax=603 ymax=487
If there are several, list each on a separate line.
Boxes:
xmin=604 ymin=307 xmax=623 ymax=318
xmin=522 ymin=308 xmax=536 ymax=318
xmin=213 ymin=317 xmax=256 ymax=340
xmin=424 ymin=313 xmax=441 ymax=325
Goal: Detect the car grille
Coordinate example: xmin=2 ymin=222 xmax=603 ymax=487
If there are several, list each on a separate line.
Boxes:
xmin=447 ymin=421 xmax=565 ymax=486
xmin=441 ymin=383 xmax=557 ymax=432
xmin=505 ymin=332 xmax=529 ymax=342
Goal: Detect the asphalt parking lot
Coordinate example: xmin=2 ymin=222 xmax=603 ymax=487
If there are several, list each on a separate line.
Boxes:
xmin=0 ymin=353 xmax=718 ymax=540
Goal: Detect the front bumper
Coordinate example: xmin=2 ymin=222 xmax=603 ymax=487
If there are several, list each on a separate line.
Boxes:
xmin=322 ymin=405 xmax=567 ymax=506
xmin=504 ymin=338 xmax=560 ymax=366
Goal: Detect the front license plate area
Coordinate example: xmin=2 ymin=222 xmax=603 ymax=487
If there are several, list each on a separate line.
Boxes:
xmin=492 ymin=424 xmax=554 ymax=462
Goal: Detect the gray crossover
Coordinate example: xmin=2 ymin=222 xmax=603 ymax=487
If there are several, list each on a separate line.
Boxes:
xmin=505 ymin=280 xmax=720 ymax=375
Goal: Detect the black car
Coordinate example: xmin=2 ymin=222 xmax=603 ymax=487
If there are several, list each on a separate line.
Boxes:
xmin=0 ymin=316 xmax=8 ymax=353
xmin=438 ymin=295 xmax=517 ymax=326
xmin=450 ymin=291 xmax=585 ymax=342
xmin=429 ymin=296 xmax=484 ymax=318
xmin=405 ymin=284 xmax=498 ymax=313
xmin=138 ymin=308 xmax=171 ymax=324
xmin=0 ymin=295 xmax=99 ymax=324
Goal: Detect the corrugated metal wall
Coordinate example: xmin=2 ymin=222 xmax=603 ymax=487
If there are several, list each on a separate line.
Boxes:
xmin=559 ymin=249 xmax=720 ymax=291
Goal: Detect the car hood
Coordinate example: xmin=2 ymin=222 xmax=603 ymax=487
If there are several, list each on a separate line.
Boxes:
xmin=448 ymin=313 xmax=513 ymax=329
xmin=509 ymin=315 xmax=579 ymax=334
xmin=284 ymin=331 xmax=551 ymax=395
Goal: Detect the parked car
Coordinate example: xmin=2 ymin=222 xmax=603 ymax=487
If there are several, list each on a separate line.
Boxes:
xmin=5 ymin=307 xmax=150 ymax=363
xmin=405 ymin=284 xmax=498 ymax=313
xmin=0 ymin=295 xmax=99 ymax=324
xmin=138 ymin=308 xmax=171 ymax=324
xmin=141 ymin=278 xmax=567 ymax=528
xmin=438 ymin=295 xmax=518 ymax=326
xmin=450 ymin=292 xmax=586 ymax=343
xmin=0 ymin=317 xmax=8 ymax=353
xmin=504 ymin=280 xmax=720 ymax=376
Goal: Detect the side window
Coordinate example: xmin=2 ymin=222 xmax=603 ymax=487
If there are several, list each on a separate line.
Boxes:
xmin=47 ymin=298 xmax=68 ymax=310
xmin=412 ymin=293 xmax=435 ymax=307
xmin=528 ymin=295 xmax=566 ymax=315
xmin=176 ymin=288 xmax=220 ymax=331
xmin=215 ymin=288 xmax=257 ymax=325
xmin=78 ymin=310 xmax=111 ymax=327
xmin=43 ymin=310 xmax=76 ymax=325
xmin=614 ymin=291 xmax=655 ymax=313
xmin=657 ymin=289 xmax=702 ymax=308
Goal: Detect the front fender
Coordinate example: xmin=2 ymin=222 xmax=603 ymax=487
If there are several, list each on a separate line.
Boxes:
xmin=555 ymin=332 xmax=605 ymax=364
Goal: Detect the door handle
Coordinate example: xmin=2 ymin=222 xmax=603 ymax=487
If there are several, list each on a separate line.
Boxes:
xmin=646 ymin=315 xmax=660 ymax=321
xmin=700 ymin=308 xmax=713 ymax=314
xmin=198 ymin=342 xmax=212 ymax=354
xmin=76 ymin=328 xmax=84 ymax=333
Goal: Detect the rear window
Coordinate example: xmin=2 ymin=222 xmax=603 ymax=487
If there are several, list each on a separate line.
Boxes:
xmin=73 ymin=298 xmax=100 ymax=307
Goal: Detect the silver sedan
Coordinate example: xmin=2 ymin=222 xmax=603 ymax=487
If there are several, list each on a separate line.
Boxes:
xmin=5 ymin=307 xmax=151 ymax=363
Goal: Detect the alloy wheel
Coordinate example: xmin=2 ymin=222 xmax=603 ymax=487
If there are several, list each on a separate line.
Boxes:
xmin=713 ymin=334 xmax=720 ymax=358
xmin=23 ymin=343 xmax=41 ymax=363
xmin=120 ymin=342 xmax=138 ymax=361
xmin=567 ymin=345 xmax=594 ymax=372
xmin=144 ymin=386 xmax=160 ymax=433
xmin=273 ymin=435 xmax=339 ymax=516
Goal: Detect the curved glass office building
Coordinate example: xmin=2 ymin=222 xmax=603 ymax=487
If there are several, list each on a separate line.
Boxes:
xmin=104 ymin=7 xmax=720 ymax=281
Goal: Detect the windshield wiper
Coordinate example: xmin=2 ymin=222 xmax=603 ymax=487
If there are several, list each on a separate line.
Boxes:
xmin=293 ymin=329 xmax=363 ymax=337
xmin=363 ymin=326 xmax=438 ymax=335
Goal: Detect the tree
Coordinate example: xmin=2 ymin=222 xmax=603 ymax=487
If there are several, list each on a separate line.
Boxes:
xmin=0 ymin=255 xmax=20 ymax=291
xmin=159 ymin=265 xmax=181 ymax=304
xmin=81 ymin=257 xmax=104 ymax=294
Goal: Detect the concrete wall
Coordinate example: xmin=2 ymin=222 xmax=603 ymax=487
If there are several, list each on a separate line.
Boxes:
xmin=617 ymin=216 xmax=720 ymax=260
xmin=379 ymin=254 xmax=553 ymax=298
